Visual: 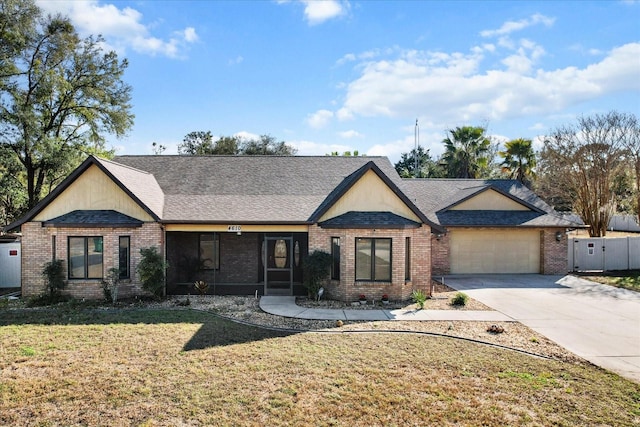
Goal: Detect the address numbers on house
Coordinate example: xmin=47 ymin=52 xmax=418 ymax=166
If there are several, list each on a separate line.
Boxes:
xmin=227 ymin=225 xmax=241 ymax=232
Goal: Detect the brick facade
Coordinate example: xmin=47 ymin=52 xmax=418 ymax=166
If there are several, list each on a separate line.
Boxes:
xmin=21 ymin=222 xmax=163 ymax=299
xmin=431 ymin=232 xmax=450 ymax=276
xmin=309 ymin=224 xmax=432 ymax=302
xmin=540 ymin=229 xmax=569 ymax=274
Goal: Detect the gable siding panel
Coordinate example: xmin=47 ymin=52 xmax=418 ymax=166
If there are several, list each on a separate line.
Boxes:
xmin=319 ymin=170 xmax=421 ymax=222
xmin=450 ymin=189 xmax=531 ymax=211
xmin=34 ymin=165 xmax=154 ymax=222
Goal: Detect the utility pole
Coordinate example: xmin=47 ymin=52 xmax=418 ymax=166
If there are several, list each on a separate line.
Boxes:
xmin=414 ymin=119 xmax=420 ymax=178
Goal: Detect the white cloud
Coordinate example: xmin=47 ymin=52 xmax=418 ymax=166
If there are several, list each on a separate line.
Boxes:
xmin=234 ymin=131 xmax=260 ymax=141
xmin=183 ymin=27 xmax=198 ymax=43
xmin=228 ymin=55 xmax=244 ymax=65
xmin=306 ymin=109 xmax=334 ymax=128
xmin=338 ymin=130 xmax=363 ymax=138
xmin=290 ymin=140 xmax=353 ymax=155
xmin=301 ymin=0 xmax=349 ymax=25
xmin=36 ymin=0 xmax=198 ymax=58
xmin=334 ymin=42 xmax=640 ymax=125
xmin=336 ymin=107 xmax=354 ymax=121
xmin=480 ymin=13 xmax=555 ymax=38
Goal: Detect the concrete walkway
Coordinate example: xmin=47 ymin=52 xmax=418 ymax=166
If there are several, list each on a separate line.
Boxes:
xmin=443 ymin=274 xmax=640 ymax=384
xmin=259 ymin=296 xmax=512 ymax=322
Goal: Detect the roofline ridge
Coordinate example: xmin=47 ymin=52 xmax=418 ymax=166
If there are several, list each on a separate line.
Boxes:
xmin=115 ymin=154 xmax=389 ymax=159
xmin=97 ymin=155 xmax=154 ymax=175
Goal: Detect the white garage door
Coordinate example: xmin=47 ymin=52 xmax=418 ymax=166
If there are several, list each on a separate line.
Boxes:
xmin=450 ymin=229 xmax=540 ymax=274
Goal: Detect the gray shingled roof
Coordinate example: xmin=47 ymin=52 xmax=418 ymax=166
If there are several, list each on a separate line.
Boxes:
xmin=4 ymin=154 xmax=586 ymax=232
xmin=319 ymin=211 xmax=421 ymax=229
xmin=401 ymin=179 xmax=583 ymax=228
xmin=94 ymin=157 xmax=164 ymax=218
xmin=43 ymin=210 xmax=143 ymax=227
xmin=113 ymin=155 xmax=399 ymax=223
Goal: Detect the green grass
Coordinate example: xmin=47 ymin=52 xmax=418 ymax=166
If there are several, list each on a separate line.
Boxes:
xmin=1 ymin=307 xmax=639 ymax=426
xmin=582 ymin=270 xmax=640 ymax=292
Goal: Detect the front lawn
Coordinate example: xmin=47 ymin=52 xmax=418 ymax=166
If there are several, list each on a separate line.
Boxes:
xmin=1 ymin=308 xmax=638 ymax=426
xmin=580 ymin=270 xmax=640 ymax=292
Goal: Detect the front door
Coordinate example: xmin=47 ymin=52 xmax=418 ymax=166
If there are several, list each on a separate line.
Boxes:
xmin=264 ymin=236 xmax=293 ymax=295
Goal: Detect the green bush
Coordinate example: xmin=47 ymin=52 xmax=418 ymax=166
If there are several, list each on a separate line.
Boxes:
xmin=411 ymin=289 xmax=428 ymax=309
xmin=451 ymin=292 xmax=468 ymax=306
xmin=26 ymin=293 xmax=71 ymax=307
xmin=301 ymin=250 xmax=332 ymax=298
xmin=136 ymin=247 xmax=168 ymax=299
xmin=42 ymin=259 xmax=66 ymax=296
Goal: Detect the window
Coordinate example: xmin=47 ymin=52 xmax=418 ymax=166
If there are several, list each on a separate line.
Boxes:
xmin=119 ymin=236 xmax=130 ymax=279
xmin=52 ymin=235 xmax=56 ymax=261
xmin=199 ymin=233 xmax=219 ymax=270
xmin=405 ymin=237 xmax=411 ymax=281
xmin=331 ymin=237 xmax=340 ymax=280
xmin=68 ymin=237 xmax=103 ymax=279
xmin=355 ymin=238 xmax=391 ymax=281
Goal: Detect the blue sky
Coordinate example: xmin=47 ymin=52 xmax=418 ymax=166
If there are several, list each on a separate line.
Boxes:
xmin=38 ymin=0 xmax=640 ymax=162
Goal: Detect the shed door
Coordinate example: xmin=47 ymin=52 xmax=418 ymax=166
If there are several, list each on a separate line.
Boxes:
xmin=0 ymin=243 xmax=21 ymax=288
xmin=450 ymin=229 xmax=540 ymax=274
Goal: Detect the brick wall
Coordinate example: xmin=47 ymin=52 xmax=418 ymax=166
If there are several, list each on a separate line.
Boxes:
xmin=431 ymin=233 xmax=450 ymax=276
xmin=541 ymin=228 xmax=569 ymax=274
xmin=21 ymin=222 xmax=163 ymax=299
xmin=309 ymin=224 xmax=431 ymax=302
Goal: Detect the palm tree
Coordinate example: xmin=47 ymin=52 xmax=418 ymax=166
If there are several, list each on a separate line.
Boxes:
xmin=441 ymin=126 xmax=491 ymax=178
xmin=499 ymin=138 xmax=537 ymax=185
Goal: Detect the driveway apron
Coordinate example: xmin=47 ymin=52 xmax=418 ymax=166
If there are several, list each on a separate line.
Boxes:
xmin=444 ymin=274 xmax=640 ymax=383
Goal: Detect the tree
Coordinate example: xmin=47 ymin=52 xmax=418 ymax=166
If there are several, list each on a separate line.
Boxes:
xmin=0 ymin=0 xmax=133 ymax=215
xmin=178 ymin=132 xmax=296 ymax=156
xmin=178 ymin=132 xmax=240 ymax=155
xmin=151 ymin=142 xmax=166 ymax=155
xmin=240 ymin=134 xmax=297 ymax=155
xmin=619 ymin=113 xmax=640 ymax=224
xmin=540 ymin=111 xmax=634 ymax=237
xmin=329 ymin=150 xmax=360 ymax=156
xmin=499 ymin=138 xmax=537 ymax=185
xmin=441 ymin=126 xmax=492 ymax=178
xmin=214 ymin=136 xmax=240 ymax=155
xmin=394 ymin=146 xmax=443 ymax=178
xmin=178 ymin=131 xmax=215 ymax=155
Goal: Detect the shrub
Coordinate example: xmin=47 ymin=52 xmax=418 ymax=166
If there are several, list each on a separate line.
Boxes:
xmin=101 ymin=267 xmax=121 ymax=304
xmin=42 ymin=259 xmax=66 ymax=297
xmin=137 ymin=247 xmax=168 ymax=299
xmin=194 ymin=280 xmax=209 ymax=295
xmin=411 ymin=289 xmax=428 ymax=309
xmin=451 ymin=292 xmax=469 ymax=306
xmin=301 ymin=250 xmax=332 ymax=298
xmin=26 ymin=293 xmax=71 ymax=307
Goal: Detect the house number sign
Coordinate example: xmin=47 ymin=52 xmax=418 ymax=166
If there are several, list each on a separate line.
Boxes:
xmin=227 ymin=225 xmax=241 ymax=232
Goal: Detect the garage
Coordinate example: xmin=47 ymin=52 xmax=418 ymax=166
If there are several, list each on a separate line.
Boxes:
xmin=450 ymin=229 xmax=540 ymax=274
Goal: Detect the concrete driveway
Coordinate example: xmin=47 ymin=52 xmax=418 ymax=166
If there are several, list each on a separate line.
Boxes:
xmin=444 ymin=274 xmax=640 ymax=383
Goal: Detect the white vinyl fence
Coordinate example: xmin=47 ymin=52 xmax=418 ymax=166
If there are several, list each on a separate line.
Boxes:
xmin=0 ymin=242 xmax=21 ymax=288
xmin=609 ymin=214 xmax=640 ymax=233
xmin=569 ymin=237 xmax=640 ymax=272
